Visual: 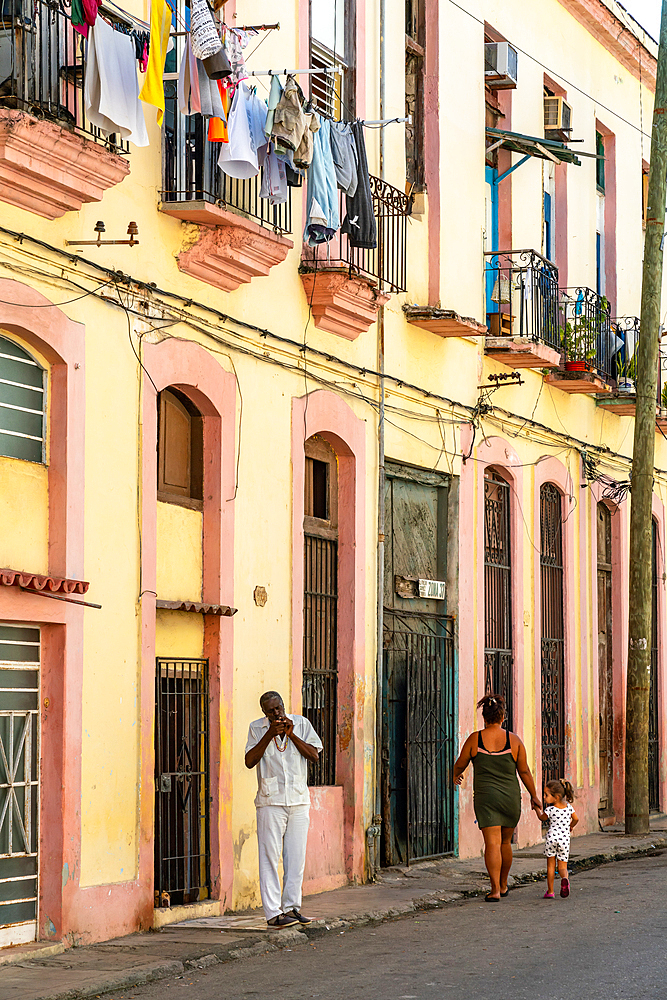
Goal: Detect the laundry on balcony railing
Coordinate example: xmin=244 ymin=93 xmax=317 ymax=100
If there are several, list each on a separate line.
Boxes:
xmin=0 ymin=0 xmax=138 ymax=150
xmin=484 ymin=250 xmax=560 ymax=350
xmin=559 ymin=288 xmax=616 ymax=382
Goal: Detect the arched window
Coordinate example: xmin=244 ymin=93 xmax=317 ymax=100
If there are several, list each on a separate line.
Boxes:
xmin=303 ymin=435 xmax=338 ymax=786
xmin=540 ymin=483 xmax=565 ymax=783
xmin=484 ymin=469 xmax=513 ymax=730
xmin=157 ymin=387 xmax=203 ymax=508
xmin=0 ymin=335 xmax=45 ymax=463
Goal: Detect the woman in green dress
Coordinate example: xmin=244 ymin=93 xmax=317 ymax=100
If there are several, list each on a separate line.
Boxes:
xmin=453 ymin=694 xmax=542 ymax=901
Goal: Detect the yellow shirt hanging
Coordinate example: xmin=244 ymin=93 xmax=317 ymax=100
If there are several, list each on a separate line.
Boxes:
xmin=140 ymin=0 xmax=172 ymax=126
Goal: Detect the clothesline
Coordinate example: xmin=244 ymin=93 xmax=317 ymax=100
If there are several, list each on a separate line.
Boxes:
xmin=171 ymin=22 xmax=280 ymax=37
xmin=247 ymin=68 xmax=341 ymax=77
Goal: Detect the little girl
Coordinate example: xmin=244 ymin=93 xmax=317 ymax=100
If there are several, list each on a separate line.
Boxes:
xmin=533 ymin=778 xmax=579 ymax=898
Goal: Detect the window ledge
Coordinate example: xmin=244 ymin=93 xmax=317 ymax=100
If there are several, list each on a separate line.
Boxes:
xmin=172 ymin=205 xmax=294 ymax=292
xmin=157 ymin=490 xmax=203 ymax=512
xmin=0 ymin=110 xmax=129 ymax=219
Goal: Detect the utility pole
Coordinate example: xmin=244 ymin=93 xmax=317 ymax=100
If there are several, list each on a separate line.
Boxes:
xmin=625 ymin=0 xmax=667 ymax=835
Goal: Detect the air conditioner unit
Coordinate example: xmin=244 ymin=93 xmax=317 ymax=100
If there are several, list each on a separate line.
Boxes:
xmin=544 ymin=96 xmax=573 ymax=139
xmin=484 ymin=41 xmax=518 ymax=89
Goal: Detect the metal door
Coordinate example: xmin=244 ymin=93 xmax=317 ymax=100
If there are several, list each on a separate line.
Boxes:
xmin=382 ymin=463 xmax=453 ymax=865
xmin=597 ymin=504 xmax=614 ymax=815
xmin=0 ymin=625 xmax=39 ymax=947
xmin=540 ymin=484 xmax=565 ymax=784
xmin=484 ymin=472 xmax=513 ymax=730
xmin=650 ymin=522 xmax=660 ymax=811
xmin=154 ymin=658 xmax=210 ymax=906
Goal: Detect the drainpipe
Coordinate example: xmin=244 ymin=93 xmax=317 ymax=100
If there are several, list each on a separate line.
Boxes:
xmin=371 ymin=0 xmax=387 ymax=879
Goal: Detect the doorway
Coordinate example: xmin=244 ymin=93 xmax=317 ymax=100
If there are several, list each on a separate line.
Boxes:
xmin=0 ymin=625 xmax=40 ymax=947
xmin=540 ymin=484 xmax=565 ymax=785
xmin=154 ymin=657 xmax=210 ymax=906
xmin=597 ymin=503 xmax=613 ymax=816
xmin=382 ymin=462 xmax=455 ymax=865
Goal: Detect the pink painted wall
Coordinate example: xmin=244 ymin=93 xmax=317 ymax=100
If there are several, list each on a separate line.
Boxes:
xmin=291 ymin=390 xmax=367 ymax=885
xmin=303 ymin=786 xmax=347 ymax=894
xmin=597 ymin=120 xmax=617 ymax=313
xmin=425 ymin=0 xmax=440 ymax=305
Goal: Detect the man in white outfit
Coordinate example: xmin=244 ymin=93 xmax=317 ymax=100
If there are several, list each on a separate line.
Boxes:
xmin=245 ymin=691 xmax=323 ymax=927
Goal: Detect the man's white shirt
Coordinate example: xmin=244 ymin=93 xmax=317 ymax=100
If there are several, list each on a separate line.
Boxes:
xmin=245 ymin=714 xmax=323 ymax=807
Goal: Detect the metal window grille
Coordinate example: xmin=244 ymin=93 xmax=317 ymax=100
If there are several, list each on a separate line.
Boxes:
xmin=383 ymin=611 xmax=455 ymax=862
xmin=484 ymin=473 xmax=514 ymax=731
xmin=650 ymin=521 xmax=660 ymax=811
xmin=154 ymin=658 xmax=210 ymax=905
xmin=559 ymin=286 xmax=614 ymax=381
xmin=484 ymin=249 xmax=560 ymax=350
xmin=161 ymin=95 xmax=292 ymax=234
xmin=0 ymin=336 xmax=45 ymax=464
xmin=302 ymin=175 xmax=410 ymax=293
xmin=303 ymin=535 xmax=338 ymax=786
xmin=0 ymin=0 xmax=129 ymax=152
xmin=540 ymin=483 xmax=565 ymax=784
xmin=0 ymin=624 xmax=40 ymax=933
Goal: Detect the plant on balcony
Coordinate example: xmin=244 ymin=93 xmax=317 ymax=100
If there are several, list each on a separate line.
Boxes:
xmin=560 ymin=320 xmax=596 ymax=371
xmin=615 ymin=353 xmax=637 ymax=393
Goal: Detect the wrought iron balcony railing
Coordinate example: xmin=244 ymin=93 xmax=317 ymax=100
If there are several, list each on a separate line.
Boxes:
xmin=0 ymin=0 xmax=129 ymax=151
xmin=303 ymin=175 xmax=410 ymax=293
xmin=484 ymin=250 xmax=560 ymax=351
xmin=559 ymin=287 xmax=614 ymax=381
xmin=615 ymin=316 xmax=666 ymax=408
xmin=162 ymin=96 xmax=292 ymax=235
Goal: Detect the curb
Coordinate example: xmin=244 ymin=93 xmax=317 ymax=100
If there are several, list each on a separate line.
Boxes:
xmin=21 ymin=836 xmax=667 ymax=1000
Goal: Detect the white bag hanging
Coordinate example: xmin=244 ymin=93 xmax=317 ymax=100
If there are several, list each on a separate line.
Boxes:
xmin=189 ymin=0 xmax=222 ymax=60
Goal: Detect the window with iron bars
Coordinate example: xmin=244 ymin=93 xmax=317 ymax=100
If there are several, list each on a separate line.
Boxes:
xmin=309 ymin=0 xmax=355 ymax=120
xmin=302 ymin=437 xmax=339 ymax=786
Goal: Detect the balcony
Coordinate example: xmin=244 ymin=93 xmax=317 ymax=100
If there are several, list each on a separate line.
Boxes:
xmin=300 ymin=176 xmax=409 ymax=339
xmin=483 ymin=251 xmax=562 ymax=368
xmin=596 ymin=318 xmax=640 ymax=416
xmin=0 ymin=0 xmax=130 ymax=218
xmin=545 ymin=288 xmax=614 ymax=394
xmin=161 ymin=103 xmax=293 ymax=292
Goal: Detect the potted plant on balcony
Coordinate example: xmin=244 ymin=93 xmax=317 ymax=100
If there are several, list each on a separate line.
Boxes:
xmin=561 ymin=320 xmax=596 ymax=372
xmin=616 ymin=353 xmax=637 ymax=393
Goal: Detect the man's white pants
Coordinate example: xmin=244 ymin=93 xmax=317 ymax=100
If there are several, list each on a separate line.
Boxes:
xmin=256 ymin=804 xmax=310 ymax=919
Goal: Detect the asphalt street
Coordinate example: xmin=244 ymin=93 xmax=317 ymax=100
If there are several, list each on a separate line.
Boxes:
xmin=109 ymin=853 xmax=667 ymax=1000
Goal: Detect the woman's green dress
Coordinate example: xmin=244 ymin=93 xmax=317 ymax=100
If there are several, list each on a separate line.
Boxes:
xmin=472 ymin=729 xmax=521 ymax=828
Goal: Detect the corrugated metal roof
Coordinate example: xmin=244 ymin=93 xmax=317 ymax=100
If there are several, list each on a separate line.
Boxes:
xmin=486 ymin=127 xmax=583 ymax=166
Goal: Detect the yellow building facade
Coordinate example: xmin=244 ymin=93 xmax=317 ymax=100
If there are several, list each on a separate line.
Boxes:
xmin=0 ymin=0 xmax=664 ymax=948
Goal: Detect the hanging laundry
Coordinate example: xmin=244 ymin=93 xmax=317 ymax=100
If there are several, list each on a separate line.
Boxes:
xmin=85 ymin=17 xmax=149 ymax=146
xmin=341 ymin=121 xmax=377 ymax=249
xmin=139 ymin=0 xmax=171 ymax=126
xmin=218 ymin=81 xmax=262 ymax=178
xmin=196 ymin=59 xmax=226 ymax=117
xmin=294 ymin=110 xmax=319 ymax=169
xmin=177 ymin=36 xmax=201 ymax=115
xmin=271 ymin=75 xmax=306 ymax=152
xmin=304 ymin=116 xmax=339 ymax=246
xmin=208 ymin=86 xmax=230 ymax=141
xmin=222 ymin=27 xmax=251 ymax=86
xmin=71 ymin=0 xmax=100 ymax=39
xmin=189 ymin=0 xmax=231 ymax=79
xmin=260 ymin=143 xmax=288 ymax=205
xmin=330 ymin=121 xmax=358 ymax=197
xmin=264 ymin=74 xmax=282 ymax=138
xmin=133 ymin=31 xmax=150 ymax=71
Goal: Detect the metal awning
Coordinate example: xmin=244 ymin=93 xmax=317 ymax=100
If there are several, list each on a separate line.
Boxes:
xmin=486 ymin=127 xmax=584 ymax=178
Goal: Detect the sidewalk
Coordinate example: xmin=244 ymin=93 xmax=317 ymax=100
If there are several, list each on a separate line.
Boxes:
xmin=3 ymin=819 xmax=667 ymax=1000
